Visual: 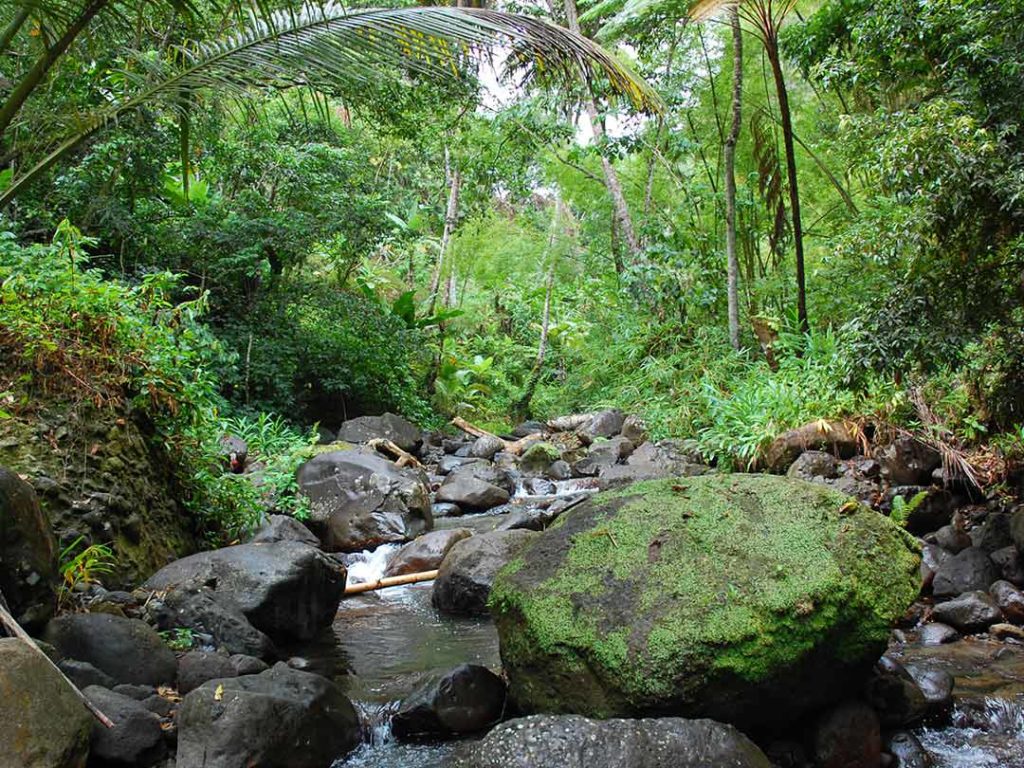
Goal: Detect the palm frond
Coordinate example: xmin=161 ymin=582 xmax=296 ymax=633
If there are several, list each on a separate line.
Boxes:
xmin=1 ymin=3 xmax=660 ymax=207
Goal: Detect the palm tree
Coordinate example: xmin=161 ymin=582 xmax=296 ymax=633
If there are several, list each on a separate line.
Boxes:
xmin=0 ymin=1 xmax=660 ymax=207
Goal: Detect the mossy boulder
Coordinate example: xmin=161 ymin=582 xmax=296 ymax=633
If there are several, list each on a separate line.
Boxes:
xmin=489 ymin=474 xmax=921 ymax=733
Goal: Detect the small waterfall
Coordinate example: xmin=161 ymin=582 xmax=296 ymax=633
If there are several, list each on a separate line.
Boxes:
xmin=951 ymin=697 xmax=1024 ymax=736
xmin=344 ymin=543 xmax=402 ymax=585
xmin=358 ymin=700 xmax=399 ymax=747
xmin=916 ymin=696 xmax=1024 ymax=768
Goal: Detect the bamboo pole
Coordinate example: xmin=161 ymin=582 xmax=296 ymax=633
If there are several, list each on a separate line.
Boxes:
xmin=344 ymin=570 xmax=439 ymax=595
xmin=0 ymin=604 xmax=115 ymax=728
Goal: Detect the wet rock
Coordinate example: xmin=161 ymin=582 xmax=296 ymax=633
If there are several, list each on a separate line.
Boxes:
xmin=435 ymin=469 xmax=510 ymax=513
xmin=786 ymin=451 xmax=839 ymax=482
xmin=178 ymin=651 xmax=238 ymax=695
xmin=864 ymin=663 xmax=928 ymax=727
xmin=932 ymin=547 xmax=997 ymax=597
xmin=902 ymin=666 xmax=953 ymax=714
xmin=298 ymin=450 xmax=432 ymax=551
xmin=512 ymin=421 xmax=546 ymax=438
xmin=991 ymin=546 xmax=1024 ymax=586
xmin=433 ymin=529 xmax=537 ymax=616
xmin=918 ymin=622 xmax=960 ymax=645
xmin=392 ymin=664 xmax=507 ymax=740
xmin=879 ymin=437 xmax=942 ymax=486
xmin=58 ymin=658 xmax=117 ymax=690
xmin=432 ymin=502 xmax=462 ymax=519
xmin=177 ymin=663 xmax=361 ymax=768
xmin=931 ymin=591 xmax=1003 ymax=632
xmin=230 ymin=654 xmax=269 ymax=676
xmin=248 ymin=515 xmax=320 ymax=547
xmin=572 ymin=437 xmax=634 ymax=477
xmin=990 ymin=623 xmax=1024 ymax=642
xmin=438 ymin=455 xmax=481 ymax=475
xmin=384 ymin=528 xmax=473 ymax=577
xmin=620 ymin=415 xmax=648 ymax=445
xmin=599 ymin=442 xmax=709 ymax=487
xmin=491 ymin=475 xmax=920 ymax=731
xmin=152 ymin=586 xmax=276 ymax=659
xmin=970 ymin=512 xmax=1014 ymax=553
xmin=45 ymin=613 xmax=177 ymax=686
xmin=920 ymin=545 xmax=949 ymax=591
xmin=0 ymin=466 xmax=58 ymax=631
xmin=990 ymin=580 xmax=1024 ymax=624
xmin=83 ymin=685 xmax=166 ymax=767
xmin=893 ymin=487 xmax=958 ymax=536
xmin=932 ymin=524 xmax=971 ymax=555
xmin=449 ymin=714 xmax=772 ymax=768
xmin=1011 ymin=506 xmax=1024 ymax=551
xmin=470 ymin=436 xmax=505 ymax=460
xmin=546 ymin=460 xmax=572 ymax=481
xmin=884 ymin=731 xmax=932 ymax=768
xmin=336 ymin=413 xmax=422 ymax=452
xmin=519 ymin=442 xmax=561 ymax=474
xmin=763 ymin=420 xmax=859 ymax=473
xmin=0 ymin=638 xmax=92 ymax=768
xmin=145 ymin=540 xmax=345 ymax=643
xmin=811 ymin=700 xmax=881 ymax=768
xmin=580 ymin=409 xmax=625 ymax=440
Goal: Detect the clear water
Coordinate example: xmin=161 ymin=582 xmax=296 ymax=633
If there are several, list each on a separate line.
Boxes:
xmin=917 ymin=697 xmax=1024 ymax=767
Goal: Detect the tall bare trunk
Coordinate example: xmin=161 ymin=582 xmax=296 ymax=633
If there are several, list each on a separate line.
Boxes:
xmin=766 ymin=37 xmax=808 ymax=334
xmin=563 ymin=0 xmax=639 ymax=265
xmin=428 ymin=148 xmax=461 ymax=318
xmin=724 ymin=7 xmax=743 ymax=349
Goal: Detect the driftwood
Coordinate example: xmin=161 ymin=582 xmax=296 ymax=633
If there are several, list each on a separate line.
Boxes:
xmin=366 ymin=438 xmax=423 ymax=469
xmin=344 ymin=569 xmax=439 ymax=595
xmin=546 ymin=413 xmax=594 ymax=432
xmin=450 ymin=417 xmax=547 ymax=456
xmin=0 ymin=603 xmax=115 ymax=728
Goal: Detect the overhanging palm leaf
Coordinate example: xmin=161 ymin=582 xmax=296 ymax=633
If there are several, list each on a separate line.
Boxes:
xmin=0 ymin=3 xmax=660 ymax=208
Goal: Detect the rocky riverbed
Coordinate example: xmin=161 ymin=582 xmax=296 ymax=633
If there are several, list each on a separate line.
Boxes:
xmin=2 ymin=410 xmax=1024 ymax=767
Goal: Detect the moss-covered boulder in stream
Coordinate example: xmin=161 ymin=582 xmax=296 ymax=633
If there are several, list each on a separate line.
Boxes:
xmin=489 ymin=474 xmax=921 ymax=733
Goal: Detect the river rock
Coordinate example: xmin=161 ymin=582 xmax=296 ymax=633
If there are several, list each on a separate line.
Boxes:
xmin=879 ymin=437 xmax=942 ymax=486
xmin=433 ymin=530 xmax=537 ymax=616
xmin=520 ymin=442 xmax=562 ymax=474
xmin=512 ymin=421 xmax=546 ymax=438
xmin=0 ymin=466 xmax=58 ymax=631
xmin=336 ymin=413 xmax=422 ymax=452
xmin=145 ymin=540 xmax=345 ymax=642
xmin=0 ymin=638 xmax=92 ymax=768
xmin=991 ymin=545 xmax=1024 ymax=586
xmin=884 ymin=731 xmax=932 ymax=768
xmin=470 ymin=436 xmax=505 ymax=460
xmin=432 ymin=502 xmax=462 ymax=519
xmin=932 ymin=547 xmax=997 ymax=597
xmin=58 ymin=659 xmax=117 ymax=690
xmin=786 ymin=451 xmax=839 ymax=482
xmin=572 ymin=437 xmax=634 ymax=477
xmin=298 ymin=449 xmax=432 ymax=551
xmin=489 ymin=474 xmax=920 ymax=732
xmin=918 ymin=622 xmax=960 ymax=645
xmin=580 ymin=409 xmax=625 ymax=440
xmin=811 ymin=700 xmax=881 ymax=768
xmin=1011 ymin=506 xmax=1024 ymax=551
xmin=152 ymin=586 xmax=276 ymax=659
xmin=230 ymin=654 xmax=270 ymax=676
xmin=931 ymin=591 xmax=1003 ymax=632
xmin=990 ymin=580 xmax=1024 ymax=624
xmin=248 ymin=515 xmax=320 ymax=547
xmin=176 ymin=663 xmax=361 ymax=768
xmin=435 ymin=469 xmax=510 ymax=513
xmin=903 ymin=665 xmax=953 ymax=713
xmin=620 ymin=415 xmax=648 ymax=445
xmin=895 ymin=487 xmax=958 ymax=535
xmin=384 ymin=528 xmax=473 ymax=577
xmin=599 ymin=441 xmax=709 ymax=487
xmin=449 ymin=714 xmax=772 ymax=768
xmin=83 ymin=685 xmax=167 ymax=767
xmin=178 ymin=651 xmax=239 ymax=695
xmin=763 ymin=420 xmax=859 ymax=473
xmin=438 ymin=456 xmax=482 ymax=475
xmin=970 ymin=513 xmax=1014 ymax=553
xmin=392 ymin=664 xmax=506 ymax=740
xmin=864 ymin=660 xmax=928 ymax=727
xmin=45 ymin=613 xmax=177 ymax=686
xmin=933 ymin=524 xmax=972 ymax=554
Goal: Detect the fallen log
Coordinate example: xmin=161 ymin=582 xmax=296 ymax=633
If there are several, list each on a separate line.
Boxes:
xmin=366 ymin=438 xmax=423 ymax=469
xmin=344 ymin=569 xmax=439 ymax=595
xmin=0 ymin=603 xmax=115 ymax=729
xmin=450 ymin=417 xmax=547 ymax=456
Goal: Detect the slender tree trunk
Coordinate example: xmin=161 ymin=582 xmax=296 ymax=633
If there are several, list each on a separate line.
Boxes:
xmin=0 ymin=8 xmax=29 ymax=57
xmin=0 ymin=0 xmax=109 ymax=140
xmin=427 ymin=149 xmax=461 ymax=319
xmin=766 ymin=37 xmax=808 ymax=333
xmin=724 ymin=7 xmax=743 ymax=350
xmin=563 ymin=0 xmax=640 ymax=263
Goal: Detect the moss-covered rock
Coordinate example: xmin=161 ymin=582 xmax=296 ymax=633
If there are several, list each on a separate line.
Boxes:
xmin=0 ymin=403 xmax=197 ymax=588
xmin=489 ymin=474 xmax=921 ymax=733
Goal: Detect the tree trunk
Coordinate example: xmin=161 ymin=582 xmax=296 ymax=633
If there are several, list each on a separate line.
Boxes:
xmin=563 ymin=0 xmax=640 ymax=263
xmin=724 ymin=7 xmax=743 ymax=350
xmin=0 ymin=0 xmax=109 ymax=140
xmin=766 ymin=37 xmax=809 ymax=334
xmin=426 ymin=152 xmax=461 ymax=392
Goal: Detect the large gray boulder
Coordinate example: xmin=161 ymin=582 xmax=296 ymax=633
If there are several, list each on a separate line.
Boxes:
xmin=145 ymin=540 xmax=345 ymax=643
xmin=435 ymin=467 xmax=511 ymax=513
xmin=932 ymin=547 xmax=997 ymax=597
xmin=449 ymin=715 xmax=772 ymax=768
xmin=151 ymin=586 xmax=276 ymax=659
xmin=83 ymin=685 xmax=167 ymax=767
xmin=392 ymin=664 xmax=506 ymax=740
xmin=44 ymin=613 xmax=177 ymax=687
xmin=598 ymin=441 xmax=709 ymax=487
xmin=176 ymin=663 xmax=361 ymax=768
xmin=335 ymin=413 xmax=422 ymax=452
xmin=432 ymin=530 xmax=537 ymax=616
xmin=0 ymin=637 xmax=92 ymax=768
xmin=384 ymin=528 xmax=473 ymax=577
xmin=0 ymin=467 xmax=58 ymax=631
xmin=298 ymin=449 xmax=432 ymax=551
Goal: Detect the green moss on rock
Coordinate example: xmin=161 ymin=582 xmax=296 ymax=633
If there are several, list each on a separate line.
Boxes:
xmin=488 ymin=474 xmax=920 ymax=732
